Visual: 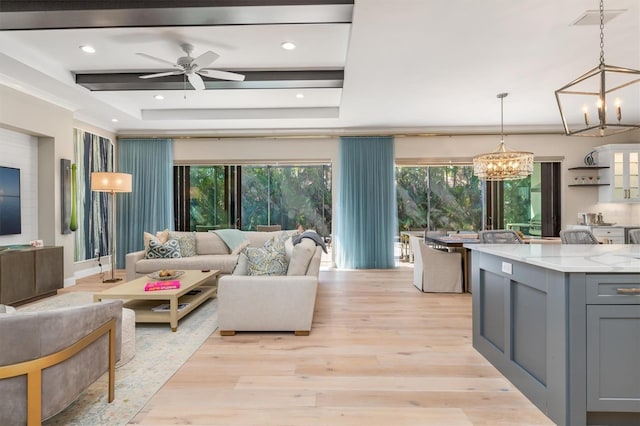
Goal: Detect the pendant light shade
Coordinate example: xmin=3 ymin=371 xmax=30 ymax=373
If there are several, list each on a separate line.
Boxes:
xmin=473 ymin=93 xmax=534 ymax=181
xmin=555 ymin=0 xmax=640 ymax=136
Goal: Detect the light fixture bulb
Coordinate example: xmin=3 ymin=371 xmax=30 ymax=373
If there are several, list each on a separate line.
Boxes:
xmin=80 ymin=45 xmax=96 ymax=54
xmin=154 ymin=95 xmax=165 ymax=100
xmin=281 ymin=41 xmax=296 ymax=50
xmin=296 ymin=93 xmax=304 ymax=99
xmin=111 ymin=118 xmax=118 ymax=122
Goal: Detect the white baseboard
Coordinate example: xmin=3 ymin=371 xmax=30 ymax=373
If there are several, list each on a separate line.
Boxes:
xmin=66 ymin=264 xmax=112 ymax=287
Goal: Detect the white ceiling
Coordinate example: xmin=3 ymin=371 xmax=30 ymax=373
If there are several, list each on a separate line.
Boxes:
xmin=0 ymin=0 xmax=638 ymax=137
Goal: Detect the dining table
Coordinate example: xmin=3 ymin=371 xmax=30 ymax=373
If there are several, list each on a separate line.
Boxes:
xmin=424 ymin=235 xmax=562 ymax=292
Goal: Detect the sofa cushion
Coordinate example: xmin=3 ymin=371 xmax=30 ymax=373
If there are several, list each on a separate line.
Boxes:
xmin=243 ymin=230 xmax=292 ymax=248
xmin=143 ymin=229 xmax=169 ymax=251
xmin=287 ymin=238 xmax=317 ymax=276
xmin=195 ymin=232 xmax=230 ymax=255
xmin=145 ymin=239 xmax=181 ymax=259
xmin=232 ymin=252 xmax=249 ymax=275
xmin=136 ymin=254 xmax=239 ymax=275
xmin=168 ymin=231 xmax=197 ymax=257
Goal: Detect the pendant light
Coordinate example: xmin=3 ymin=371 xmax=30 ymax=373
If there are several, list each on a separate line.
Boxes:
xmin=473 ymin=93 xmax=534 ymax=181
xmin=555 ymin=0 xmax=640 ymax=136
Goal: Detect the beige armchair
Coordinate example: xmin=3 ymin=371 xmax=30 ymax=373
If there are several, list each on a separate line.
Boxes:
xmin=0 ymin=300 xmax=123 ymax=425
xmin=410 ymin=236 xmax=463 ymax=293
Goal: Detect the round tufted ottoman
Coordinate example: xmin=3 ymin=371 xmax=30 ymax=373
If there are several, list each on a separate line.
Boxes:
xmin=117 ymin=307 xmax=136 ymax=367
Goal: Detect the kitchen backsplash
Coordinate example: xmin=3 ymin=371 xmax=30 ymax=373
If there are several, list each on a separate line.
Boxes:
xmin=582 ymin=203 xmax=640 ymax=226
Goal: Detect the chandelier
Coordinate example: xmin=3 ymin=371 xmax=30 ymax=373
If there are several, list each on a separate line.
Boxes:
xmin=473 ymin=93 xmax=534 ymax=181
xmin=555 ymin=0 xmax=640 ymax=136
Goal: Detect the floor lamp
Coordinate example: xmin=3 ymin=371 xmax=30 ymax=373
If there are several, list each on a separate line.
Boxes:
xmin=91 ymin=172 xmax=132 ymax=283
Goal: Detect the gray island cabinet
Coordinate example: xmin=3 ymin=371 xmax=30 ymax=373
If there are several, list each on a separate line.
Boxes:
xmin=466 ymin=243 xmax=640 ymax=426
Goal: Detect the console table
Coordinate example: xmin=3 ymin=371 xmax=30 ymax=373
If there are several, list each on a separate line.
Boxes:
xmin=0 ymin=246 xmax=64 ymax=305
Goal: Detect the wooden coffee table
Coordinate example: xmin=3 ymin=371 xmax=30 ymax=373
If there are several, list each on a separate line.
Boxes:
xmin=94 ymin=270 xmax=219 ymax=332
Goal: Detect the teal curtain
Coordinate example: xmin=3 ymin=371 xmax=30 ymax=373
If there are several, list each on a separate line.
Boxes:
xmin=116 ymin=138 xmax=174 ymax=267
xmin=336 ymin=136 xmax=397 ymax=269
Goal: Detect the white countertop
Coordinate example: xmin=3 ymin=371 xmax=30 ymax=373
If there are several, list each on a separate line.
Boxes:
xmin=464 ymin=244 xmax=640 ymax=273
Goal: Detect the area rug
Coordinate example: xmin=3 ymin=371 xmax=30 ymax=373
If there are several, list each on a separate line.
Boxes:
xmin=19 ymin=292 xmax=218 ymax=425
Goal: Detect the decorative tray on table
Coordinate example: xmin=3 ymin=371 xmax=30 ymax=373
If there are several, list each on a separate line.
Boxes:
xmin=147 ymin=270 xmax=184 ymax=281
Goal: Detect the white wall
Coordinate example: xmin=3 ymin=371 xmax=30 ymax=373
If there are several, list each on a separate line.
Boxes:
xmin=0 ymin=127 xmax=39 ymax=245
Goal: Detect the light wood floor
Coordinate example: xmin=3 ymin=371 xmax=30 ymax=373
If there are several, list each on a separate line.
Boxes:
xmin=70 ymin=267 xmax=554 ymax=426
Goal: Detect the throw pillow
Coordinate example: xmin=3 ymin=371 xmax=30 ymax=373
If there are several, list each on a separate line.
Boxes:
xmin=168 ymin=231 xmax=197 ymax=257
xmin=245 ymin=246 xmax=288 ymax=276
xmin=143 ymin=229 xmax=169 ymax=251
xmin=145 ymin=239 xmax=182 ymax=259
xmin=264 ymin=231 xmax=289 ymax=254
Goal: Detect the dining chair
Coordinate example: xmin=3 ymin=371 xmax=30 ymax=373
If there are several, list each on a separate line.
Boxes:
xmin=559 ymin=229 xmax=600 ymax=244
xmin=409 ymin=236 xmax=462 ymax=293
xmin=478 ymin=229 xmax=524 ymax=244
xmin=627 ymin=229 xmax=640 ymax=244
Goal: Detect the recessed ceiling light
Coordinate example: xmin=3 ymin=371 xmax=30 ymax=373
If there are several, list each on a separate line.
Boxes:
xmin=80 ymin=45 xmax=96 ymax=54
xmin=296 ymin=93 xmax=305 ymax=99
xmin=154 ymin=95 xmax=165 ymax=100
xmin=111 ymin=118 xmax=118 ymax=122
xmin=281 ymin=41 xmax=296 ymax=50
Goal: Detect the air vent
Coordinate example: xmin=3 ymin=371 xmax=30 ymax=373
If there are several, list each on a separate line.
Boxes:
xmin=572 ymin=9 xmax=625 ymax=25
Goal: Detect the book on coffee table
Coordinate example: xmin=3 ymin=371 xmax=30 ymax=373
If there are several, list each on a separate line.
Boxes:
xmin=144 ymin=280 xmax=181 ymax=291
xmin=152 ymin=303 xmax=189 ymax=312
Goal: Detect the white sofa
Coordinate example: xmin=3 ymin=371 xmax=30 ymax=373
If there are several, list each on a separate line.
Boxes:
xmin=217 ymin=237 xmax=323 ymax=336
xmin=125 ymin=230 xmax=283 ymax=282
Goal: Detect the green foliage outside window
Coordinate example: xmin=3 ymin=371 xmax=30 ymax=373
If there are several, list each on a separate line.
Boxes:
xmin=396 ymin=166 xmax=483 ymax=233
xmin=188 ymin=164 xmax=331 ymax=235
xmin=241 ymin=165 xmax=331 ymax=234
xmin=189 ymin=166 xmax=229 ymax=230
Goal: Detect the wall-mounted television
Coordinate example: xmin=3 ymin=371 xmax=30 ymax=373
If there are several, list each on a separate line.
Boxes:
xmin=0 ymin=166 xmax=21 ymax=235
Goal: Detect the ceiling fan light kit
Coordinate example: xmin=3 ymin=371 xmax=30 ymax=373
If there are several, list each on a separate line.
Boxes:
xmin=137 ymin=43 xmax=245 ymax=91
xmin=473 ymin=93 xmax=534 ymax=181
xmin=555 ymin=0 xmax=640 ymax=137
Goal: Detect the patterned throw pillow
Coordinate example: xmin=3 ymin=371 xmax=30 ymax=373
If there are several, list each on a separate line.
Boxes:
xmin=143 ymin=229 xmax=169 ymax=251
xmin=145 ymin=239 xmax=182 ymax=259
xmin=264 ymin=232 xmax=290 ymax=253
xmin=168 ymin=232 xmax=197 ymax=257
xmin=245 ymin=246 xmax=288 ymax=276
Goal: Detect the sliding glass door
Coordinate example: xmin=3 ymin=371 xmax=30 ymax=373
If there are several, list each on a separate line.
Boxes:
xmin=397 ymin=162 xmax=561 ymax=237
xmin=174 ymin=164 xmax=331 ymax=234
xmin=397 ymin=165 xmax=483 ymax=233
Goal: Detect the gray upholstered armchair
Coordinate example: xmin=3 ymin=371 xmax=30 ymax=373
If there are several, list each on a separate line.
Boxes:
xmin=0 ymin=300 xmax=123 ymax=425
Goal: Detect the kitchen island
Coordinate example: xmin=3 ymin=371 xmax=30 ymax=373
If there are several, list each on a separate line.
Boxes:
xmin=466 ymin=243 xmax=640 ymax=426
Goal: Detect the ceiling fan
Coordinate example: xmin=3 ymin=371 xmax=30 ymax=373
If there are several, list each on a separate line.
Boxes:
xmin=137 ymin=43 xmax=245 ymax=90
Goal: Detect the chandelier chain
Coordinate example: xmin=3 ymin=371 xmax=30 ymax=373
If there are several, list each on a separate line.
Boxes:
xmin=599 ymin=0 xmax=605 ymax=66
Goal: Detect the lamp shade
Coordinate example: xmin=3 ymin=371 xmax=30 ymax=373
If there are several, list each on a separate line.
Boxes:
xmin=91 ymin=172 xmax=132 ymax=193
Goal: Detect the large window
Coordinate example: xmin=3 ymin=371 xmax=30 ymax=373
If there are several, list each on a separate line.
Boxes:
xmin=396 ymin=165 xmax=483 ymax=233
xmin=175 ymin=164 xmax=331 ymax=235
xmin=397 ymin=162 xmax=561 ymax=237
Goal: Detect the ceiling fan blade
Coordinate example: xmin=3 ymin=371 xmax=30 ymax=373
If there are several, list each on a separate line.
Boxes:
xmin=139 ymin=70 xmax=183 ymax=79
xmin=136 ymin=52 xmax=179 ymax=67
xmin=199 ymin=69 xmax=246 ymax=82
xmin=191 ymin=51 xmax=219 ymax=70
xmin=187 ymin=72 xmax=205 ymax=90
